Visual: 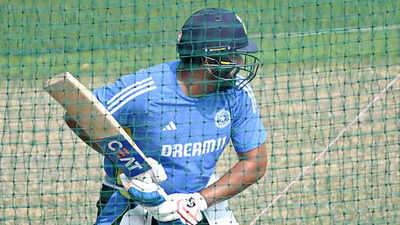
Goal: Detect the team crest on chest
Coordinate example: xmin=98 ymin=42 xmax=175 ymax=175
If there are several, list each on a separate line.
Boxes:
xmin=215 ymin=109 xmax=231 ymax=128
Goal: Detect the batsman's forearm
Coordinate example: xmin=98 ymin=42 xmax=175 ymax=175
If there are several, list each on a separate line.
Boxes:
xmin=200 ymin=145 xmax=267 ymax=206
xmin=200 ymin=159 xmax=264 ymax=206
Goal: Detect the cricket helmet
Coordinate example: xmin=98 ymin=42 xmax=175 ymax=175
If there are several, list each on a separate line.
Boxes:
xmin=177 ymin=8 xmax=260 ymax=89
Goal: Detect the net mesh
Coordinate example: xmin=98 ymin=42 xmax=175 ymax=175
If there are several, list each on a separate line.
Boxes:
xmin=1 ymin=0 xmax=399 ymax=224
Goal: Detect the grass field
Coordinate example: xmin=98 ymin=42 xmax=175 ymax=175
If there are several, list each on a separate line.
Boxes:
xmin=1 ymin=0 xmax=399 ymax=224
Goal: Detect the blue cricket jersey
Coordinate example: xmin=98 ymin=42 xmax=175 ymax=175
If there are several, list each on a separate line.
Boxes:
xmin=93 ymin=61 xmax=267 ymax=194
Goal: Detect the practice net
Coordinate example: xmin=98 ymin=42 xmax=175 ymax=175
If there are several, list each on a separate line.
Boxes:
xmin=0 ymin=0 xmax=399 ymax=224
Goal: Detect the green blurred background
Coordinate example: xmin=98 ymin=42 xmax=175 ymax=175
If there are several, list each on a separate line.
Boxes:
xmin=1 ymin=0 xmax=398 ymax=79
xmin=0 ymin=0 xmax=399 ymax=224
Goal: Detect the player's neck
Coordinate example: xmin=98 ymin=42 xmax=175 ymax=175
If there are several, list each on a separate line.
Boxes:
xmin=177 ymin=68 xmax=217 ymax=97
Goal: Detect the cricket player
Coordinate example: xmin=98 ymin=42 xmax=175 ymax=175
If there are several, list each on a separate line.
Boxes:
xmin=66 ymin=8 xmax=267 ymax=225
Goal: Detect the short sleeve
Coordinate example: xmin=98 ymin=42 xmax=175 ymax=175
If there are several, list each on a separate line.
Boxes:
xmin=231 ymin=85 xmax=267 ymax=153
xmin=93 ymin=77 xmax=133 ymax=127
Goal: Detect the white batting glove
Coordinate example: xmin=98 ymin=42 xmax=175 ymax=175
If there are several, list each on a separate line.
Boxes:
xmin=175 ymin=193 xmax=208 ymax=225
xmin=142 ymin=157 xmax=168 ymax=184
xmin=119 ymin=158 xmax=168 ymax=207
xmin=144 ymin=196 xmax=181 ymax=223
xmin=146 ymin=193 xmax=208 ymax=225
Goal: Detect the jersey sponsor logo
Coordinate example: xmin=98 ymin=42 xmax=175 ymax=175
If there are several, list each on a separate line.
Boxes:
xmin=162 ymin=121 xmax=177 ymax=131
xmin=106 ymin=77 xmax=157 ymax=114
xmin=215 ymin=109 xmax=231 ymax=128
xmin=161 ymin=136 xmax=227 ymax=158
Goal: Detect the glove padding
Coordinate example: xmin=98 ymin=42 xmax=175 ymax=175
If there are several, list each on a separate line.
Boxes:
xmin=175 ymin=193 xmax=208 ymax=225
xmin=146 ymin=193 xmax=208 ymax=225
xmin=119 ymin=158 xmax=168 ymax=207
xmin=139 ymin=157 xmax=168 ymax=184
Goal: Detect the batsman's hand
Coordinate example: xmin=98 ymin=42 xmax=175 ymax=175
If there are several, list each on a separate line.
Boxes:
xmin=119 ymin=158 xmax=168 ymax=206
xmin=174 ymin=193 xmax=208 ymax=225
xmin=120 ymin=172 xmax=167 ymax=206
xmin=146 ymin=193 xmax=208 ymax=225
xmin=143 ymin=157 xmax=168 ymax=184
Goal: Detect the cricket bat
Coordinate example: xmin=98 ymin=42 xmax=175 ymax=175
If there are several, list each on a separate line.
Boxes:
xmin=44 ymin=72 xmax=152 ymax=178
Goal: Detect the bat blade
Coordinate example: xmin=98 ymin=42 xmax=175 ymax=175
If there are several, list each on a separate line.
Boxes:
xmin=44 ymin=72 xmax=152 ymax=178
